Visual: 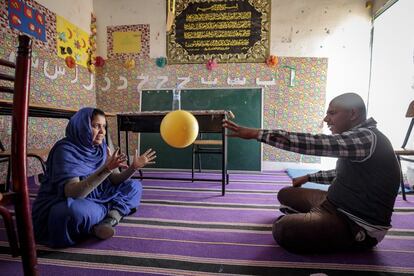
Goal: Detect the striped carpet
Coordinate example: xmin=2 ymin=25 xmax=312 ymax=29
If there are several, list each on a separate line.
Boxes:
xmin=1 ymin=170 xmax=414 ymax=275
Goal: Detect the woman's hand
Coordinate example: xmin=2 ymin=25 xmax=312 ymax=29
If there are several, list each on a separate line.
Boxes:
xmin=222 ymin=119 xmax=259 ymax=139
xmin=292 ymin=175 xmax=309 ymax=187
xmin=130 ymin=148 xmax=157 ymax=170
xmin=105 ymin=147 xmax=128 ymax=171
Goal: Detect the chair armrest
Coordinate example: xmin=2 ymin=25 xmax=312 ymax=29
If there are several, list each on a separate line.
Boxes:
xmin=0 ymin=148 xmax=50 ymax=161
xmin=0 ymin=192 xmax=15 ymax=205
xmin=395 ymin=148 xmax=414 ymax=156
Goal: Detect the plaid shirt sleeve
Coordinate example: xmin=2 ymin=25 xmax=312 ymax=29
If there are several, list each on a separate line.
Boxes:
xmin=257 ymin=128 xmax=375 ymax=161
xmin=308 ymin=169 xmax=336 ymax=184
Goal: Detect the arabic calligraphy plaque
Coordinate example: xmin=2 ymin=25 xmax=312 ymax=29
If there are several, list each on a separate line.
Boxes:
xmin=167 ymin=0 xmax=271 ymax=64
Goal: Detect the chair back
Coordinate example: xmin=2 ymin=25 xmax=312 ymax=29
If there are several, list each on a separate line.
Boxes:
xmin=401 ymin=100 xmax=414 ymax=149
xmin=406 ymin=101 xmax=414 ymax=118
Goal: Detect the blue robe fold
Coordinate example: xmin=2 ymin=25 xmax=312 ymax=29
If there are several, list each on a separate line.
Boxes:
xmin=32 ymin=107 xmax=142 ymax=248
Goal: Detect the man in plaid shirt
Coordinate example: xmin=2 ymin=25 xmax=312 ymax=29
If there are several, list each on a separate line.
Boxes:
xmin=223 ymin=93 xmax=400 ymax=253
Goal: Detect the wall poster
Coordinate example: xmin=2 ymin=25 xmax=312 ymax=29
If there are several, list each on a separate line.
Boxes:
xmin=8 ymin=0 xmax=47 ymax=42
xmin=167 ymin=0 xmax=271 ymax=64
xmin=107 ymin=24 xmax=150 ymax=59
xmin=56 ymin=15 xmax=90 ymax=68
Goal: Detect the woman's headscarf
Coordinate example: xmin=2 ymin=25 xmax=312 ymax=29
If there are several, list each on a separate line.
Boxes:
xmin=42 ymin=107 xmax=107 ymax=195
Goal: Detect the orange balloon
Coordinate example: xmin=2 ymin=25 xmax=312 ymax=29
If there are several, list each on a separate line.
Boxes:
xmin=160 ymin=110 xmax=199 ymax=148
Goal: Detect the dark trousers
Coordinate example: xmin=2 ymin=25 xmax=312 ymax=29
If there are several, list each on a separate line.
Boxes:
xmin=273 ymin=187 xmax=378 ymax=253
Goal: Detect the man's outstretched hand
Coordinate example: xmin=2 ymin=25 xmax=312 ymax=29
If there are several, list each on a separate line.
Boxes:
xmin=222 ymin=119 xmax=259 ymax=140
xmin=292 ymin=175 xmax=309 ymax=187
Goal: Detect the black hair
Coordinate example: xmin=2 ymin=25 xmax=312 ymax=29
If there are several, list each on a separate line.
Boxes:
xmin=91 ymin=108 xmax=106 ymax=120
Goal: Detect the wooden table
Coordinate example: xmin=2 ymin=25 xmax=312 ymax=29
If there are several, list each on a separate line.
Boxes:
xmin=117 ymin=110 xmax=231 ymax=195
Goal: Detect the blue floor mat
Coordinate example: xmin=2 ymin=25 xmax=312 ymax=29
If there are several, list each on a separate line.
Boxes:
xmin=285 ymin=168 xmax=328 ymax=191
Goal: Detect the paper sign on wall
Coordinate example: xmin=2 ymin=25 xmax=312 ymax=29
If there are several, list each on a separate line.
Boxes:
xmin=113 ymin=31 xmax=142 ymax=54
xmin=56 ymin=15 xmax=90 ymax=68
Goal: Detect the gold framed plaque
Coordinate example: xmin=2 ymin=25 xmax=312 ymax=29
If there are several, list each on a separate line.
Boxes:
xmin=167 ymin=0 xmax=271 ymax=64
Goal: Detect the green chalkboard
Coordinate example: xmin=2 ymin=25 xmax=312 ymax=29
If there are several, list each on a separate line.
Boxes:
xmin=140 ymin=88 xmax=262 ymax=171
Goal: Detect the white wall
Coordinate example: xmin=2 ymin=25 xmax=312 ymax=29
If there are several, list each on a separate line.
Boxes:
xmin=93 ymin=0 xmax=166 ymax=59
xmin=368 ymin=0 xmax=414 ymax=148
xmin=272 ymin=1 xmax=371 ymax=105
xmin=36 ymin=0 xmax=94 ymax=31
xmin=269 ymin=0 xmax=372 ymax=170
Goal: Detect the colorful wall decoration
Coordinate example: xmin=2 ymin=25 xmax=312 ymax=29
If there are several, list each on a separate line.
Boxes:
xmin=8 ymin=0 xmax=46 ymax=41
xmin=107 ymin=24 xmax=150 ymax=59
xmin=56 ymin=15 xmax=90 ymax=68
xmin=167 ymin=0 xmax=271 ymax=64
xmin=1 ymin=0 xmax=56 ymax=52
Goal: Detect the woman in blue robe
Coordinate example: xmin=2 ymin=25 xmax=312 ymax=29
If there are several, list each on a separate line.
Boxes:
xmin=32 ymin=107 xmax=156 ymax=248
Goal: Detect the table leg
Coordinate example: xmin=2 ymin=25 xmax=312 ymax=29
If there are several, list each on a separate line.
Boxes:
xmin=222 ymin=125 xmax=227 ymax=196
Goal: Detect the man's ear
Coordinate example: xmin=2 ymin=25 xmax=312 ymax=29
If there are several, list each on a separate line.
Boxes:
xmin=349 ymin=108 xmax=360 ymax=121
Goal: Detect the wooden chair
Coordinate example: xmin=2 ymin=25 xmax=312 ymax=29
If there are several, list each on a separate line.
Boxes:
xmin=0 ymin=137 xmax=48 ymax=192
xmin=0 ymin=35 xmax=39 ymax=275
xmin=0 ymin=139 xmax=12 ymax=192
xmin=192 ymin=134 xmax=223 ymax=173
xmin=191 ymin=111 xmax=234 ymax=182
xmin=394 ymin=100 xmax=414 ymax=201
